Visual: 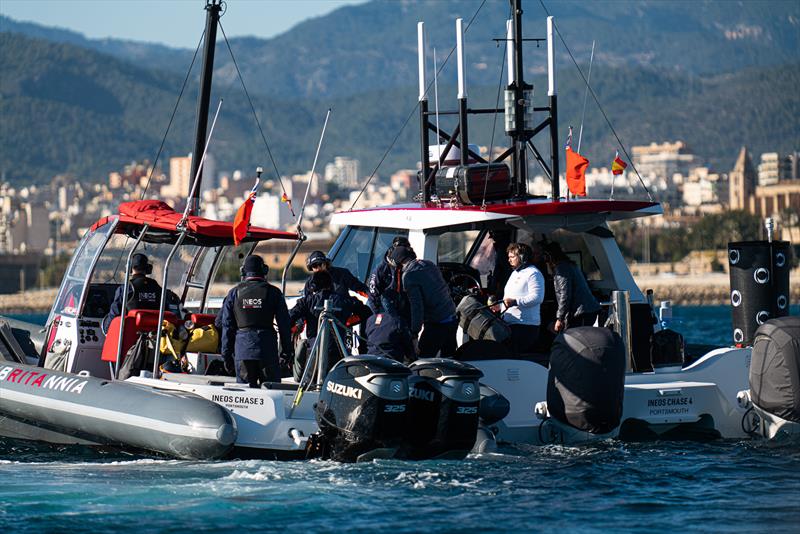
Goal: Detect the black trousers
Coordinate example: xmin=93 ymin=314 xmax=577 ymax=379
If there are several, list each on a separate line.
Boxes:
xmin=238 ymin=358 xmax=280 ymax=388
xmin=508 ymin=324 xmax=539 ymax=354
xmin=418 ymin=321 xmax=458 ymax=358
xmin=568 ymin=312 xmax=599 ymax=329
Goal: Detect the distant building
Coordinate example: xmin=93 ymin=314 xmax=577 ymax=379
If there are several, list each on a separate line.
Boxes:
xmin=758 ymin=151 xmax=800 ymax=186
xmin=632 ymin=141 xmax=700 ymax=183
xmin=682 ymin=167 xmax=728 ymax=207
xmin=729 ymin=147 xmax=757 ymax=210
xmin=325 ymin=157 xmax=360 ymax=188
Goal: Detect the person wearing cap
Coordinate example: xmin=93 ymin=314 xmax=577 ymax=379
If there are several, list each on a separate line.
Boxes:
xmin=289 ymin=270 xmax=358 ymax=379
xmin=501 ymin=243 xmax=545 ymax=354
xmin=367 ymin=235 xmax=411 ymax=316
xmin=102 ymin=253 xmax=163 ymax=333
xmin=218 ymin=255 xmax=292 ymax=388
xmin=303 ymin=250 xmax=368 ymax=298
xmin=543 ymin=242 xmax=600 ymax=332
xmin=390 ymin=245 xmax=458 ymax=358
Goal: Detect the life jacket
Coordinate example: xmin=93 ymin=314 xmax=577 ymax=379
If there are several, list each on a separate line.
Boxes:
xmin=233 ymin=279 xmax=276 ymax=330
xmin=128 ymin=275 xmax=161 ymax=310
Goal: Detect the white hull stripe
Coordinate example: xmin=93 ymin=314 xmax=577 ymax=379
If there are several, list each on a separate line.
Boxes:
xmin=2 ymin=388 xmax=222 ymax=442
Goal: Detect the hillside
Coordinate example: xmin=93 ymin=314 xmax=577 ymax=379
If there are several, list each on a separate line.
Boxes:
xmin=0 ymin=30 xmax=798 ymax=186
xmin=2 ymin=0 xmax=798 ymax=102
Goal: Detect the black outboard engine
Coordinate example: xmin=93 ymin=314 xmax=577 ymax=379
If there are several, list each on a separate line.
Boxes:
xmin=404 ymin=358 xmax=483 ymax=459
xmin=313 ymin=355 xmax=411 ymax=462
xmin=749 ymin=316 xmax=800 ymax=423
xmin=547 ymin=327 xmax=626 ymax=434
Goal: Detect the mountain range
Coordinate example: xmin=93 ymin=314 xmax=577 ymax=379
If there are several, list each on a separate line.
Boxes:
xmin=1 ymin=0 xmax=798 ymax=188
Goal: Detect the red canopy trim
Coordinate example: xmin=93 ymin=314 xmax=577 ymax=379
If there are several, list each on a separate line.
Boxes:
xmin=105 ymin=200 xmax=298 ymax=243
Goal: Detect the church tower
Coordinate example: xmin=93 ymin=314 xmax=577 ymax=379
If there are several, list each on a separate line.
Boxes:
xmin=729 ymin=146 xmax=756 ymax=211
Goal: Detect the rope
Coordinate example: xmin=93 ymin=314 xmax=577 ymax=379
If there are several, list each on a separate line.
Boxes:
xmin=219 ymin=22 xmax=294 ymax=217
xmin=538 ymin=0 xmax=653 ymax=201
xmin=481 ymin=6 xmax=511 ymax=209
xmin=349 ymin=0 xmax=488 ymax=211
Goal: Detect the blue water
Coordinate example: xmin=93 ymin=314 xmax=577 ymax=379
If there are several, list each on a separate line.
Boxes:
xmin=2 ymin=306 xmax=799 ymax=532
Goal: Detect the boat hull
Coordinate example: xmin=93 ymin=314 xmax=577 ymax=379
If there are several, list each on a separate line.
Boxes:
xmin=0 ymin=362 xmax=236 ymax=460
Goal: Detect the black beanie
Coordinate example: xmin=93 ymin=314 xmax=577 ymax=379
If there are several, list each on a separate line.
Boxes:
xmin=389 ymin=246 xmax=416 ymax=266
xmin=243 ymin=255 xmax=267 ymax=277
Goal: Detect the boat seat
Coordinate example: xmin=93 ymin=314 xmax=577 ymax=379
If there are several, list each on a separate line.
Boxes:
xmin=101 ymin=309 xmax=179 ymax=364
xmin=190 ymin=313 xmax=217 ymax=328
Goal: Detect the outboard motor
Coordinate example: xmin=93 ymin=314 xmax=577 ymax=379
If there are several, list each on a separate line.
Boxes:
xmin=547 ymin=327 xmax=626 ymax=435
xmin=473 ymin=383 xmax=511 ymax=453
xmin=404 ymin=358 xmax=483 ymax=459
xmin=313 ymin=355 xmax=410 ymax=462
xmin=749 ymin=316 xmax=800 ymax=425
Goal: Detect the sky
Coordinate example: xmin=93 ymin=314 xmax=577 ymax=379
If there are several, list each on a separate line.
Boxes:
xmin=0 ymin=0 xmax=369 ymax=49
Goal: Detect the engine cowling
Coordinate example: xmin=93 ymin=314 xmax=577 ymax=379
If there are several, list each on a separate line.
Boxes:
xmin=313 ymin=355 xmax=410 ymax=462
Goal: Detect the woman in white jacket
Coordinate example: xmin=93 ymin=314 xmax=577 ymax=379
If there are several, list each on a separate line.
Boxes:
xmin=501 ymin=243 xmax=545 ymax=353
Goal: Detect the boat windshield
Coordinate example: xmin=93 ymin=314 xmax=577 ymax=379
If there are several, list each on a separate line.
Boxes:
xmin=330 ymin=226 xmax=409 ymax=282
xmin=438 ymin=230 xmax=481 ymax=264
xmin=76 ymin=234 xmax=201 ymax=319
xmin=48 ymin=219 xmax=116 ymax=324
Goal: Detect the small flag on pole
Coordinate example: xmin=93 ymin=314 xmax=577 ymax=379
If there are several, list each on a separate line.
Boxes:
xmin=280 ymin=191 xmax=294 ymax=212
xmin=611 ymin=152 xmax=627 ymax=175
xmin=565 ymin=126 xmax=589 ymax=197
xmin=233 ymin=179 xmax=259 ymax=246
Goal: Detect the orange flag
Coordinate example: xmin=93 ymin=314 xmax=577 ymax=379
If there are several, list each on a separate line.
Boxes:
xmin=565 ymin=146 xmax=589 ymax=197
xmin=233 ymin=180 xmax=259 ymax=246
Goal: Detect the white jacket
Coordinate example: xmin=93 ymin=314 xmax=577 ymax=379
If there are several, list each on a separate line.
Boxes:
xmin=502 ymin=264 xmax=545 ymax=326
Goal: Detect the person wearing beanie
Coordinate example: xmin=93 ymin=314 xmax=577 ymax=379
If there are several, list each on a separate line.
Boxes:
xmin=367 ymin=235 xmax=411 ymax=316
xmin=288 ymin=269 xmax=359 ymax=379
xmin=392 ymin=247 xmax=458 ymax=358
xmin=302 ymin=250 xmax=369 ymax=298
xmin=218 ymin=254 xmax=292 ymax=388
xmin=102 ymin=253 xmax=163 ymax=333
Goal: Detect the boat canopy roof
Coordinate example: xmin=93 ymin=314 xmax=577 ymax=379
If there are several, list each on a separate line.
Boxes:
xmin=331 ymin=199 xmax=662 ymax=232
xmin=90 ymin=200 xmax=299 ymax=246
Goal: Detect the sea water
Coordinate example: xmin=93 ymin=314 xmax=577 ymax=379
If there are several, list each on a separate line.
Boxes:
xmin=2 ymin=306 xmax=799 ymax=532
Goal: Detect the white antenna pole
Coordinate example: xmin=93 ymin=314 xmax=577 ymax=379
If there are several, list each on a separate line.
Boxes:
xmin=434 ymin=48 xmax=441 ymax=144
xmin=417 ymin=22 xmax=426 ymax=101
xmin=297 ymin=108 xmax=331 ymax=232
xmin=456 ymin=18 xmax=467 ymax=99
xmin=506 ymin=19 xmax=515 ymax=85
xmin=547 ymin=16 xmax=556 ymax=97
xmin=577 ymin=40 xmax=595 ymax=154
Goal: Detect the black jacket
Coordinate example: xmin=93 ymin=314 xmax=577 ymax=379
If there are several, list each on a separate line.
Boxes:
xmin=289 ymin=289 xmax=357 ymax=340
xmin=219 ymin=278 xmax=291 ymax=363
xmin=302 ymin=266 xmax=368 ymax=298
xmin=552 ymin=260 xmax=600 ymax=321
xmin=102 ymin=274 xmax=163 ymax=333
xmin=402 ymin=259 xmax=456 ymax=336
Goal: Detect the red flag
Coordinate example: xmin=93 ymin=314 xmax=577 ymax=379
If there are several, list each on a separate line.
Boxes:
xmin=233 ymin=180 xmax=259 ymax=246
xmin=565 ymin=147 xmax=589 ymax=197
xmin=611 ymin=154 xmax=627 ymax=175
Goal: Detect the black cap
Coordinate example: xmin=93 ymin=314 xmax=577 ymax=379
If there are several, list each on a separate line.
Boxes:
xmin=243 ymin=255 xmax=268 ymax=277
xmin=392 ymin=236 xmax=411 ymax=248
xmin=131 ymin=253 xmax=150 ymax=271
xmin=306 ymin=250 xmax=330 ymax=270
xmin=388 ymin=246 xmax=416 ymax=267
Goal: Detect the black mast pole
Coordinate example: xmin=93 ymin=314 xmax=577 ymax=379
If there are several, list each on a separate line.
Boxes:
xmin=510 ymin=0 xmax=531 ymax=198
xmin=188 ymin=0 xmax=222 ymax=216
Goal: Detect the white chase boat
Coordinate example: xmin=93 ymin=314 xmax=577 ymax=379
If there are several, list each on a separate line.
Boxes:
xmin=2 ymin=1 xmax=796 ymax=458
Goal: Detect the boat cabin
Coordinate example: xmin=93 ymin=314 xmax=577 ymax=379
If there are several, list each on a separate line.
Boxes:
xmin=42 ymin=200 xmax=300 ymax=379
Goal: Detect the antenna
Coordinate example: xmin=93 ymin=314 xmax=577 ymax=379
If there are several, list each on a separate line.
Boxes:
xmin=456 ymin=17 xmax=469 ymax=166
xmin=417 ymin=21 xmax=430 ymax=205
xmin=433 ymin=48 xmax=441 ymax=145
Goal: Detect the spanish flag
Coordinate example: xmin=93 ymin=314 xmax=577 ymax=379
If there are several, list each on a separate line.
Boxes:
xmin=611 ymin=153 xmax=627 ymax=175
xmin=566 ymin=147 xmax=589 ymax=197
xmin=233 ymin=179 xmax=259 ymax=246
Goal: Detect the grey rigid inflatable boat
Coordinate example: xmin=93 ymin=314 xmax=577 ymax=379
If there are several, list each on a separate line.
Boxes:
xmin=0 ymin=360 xmax=236 ymax=459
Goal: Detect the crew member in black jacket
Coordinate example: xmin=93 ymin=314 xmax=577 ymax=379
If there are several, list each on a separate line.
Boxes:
xmin=218 ymin=255 xmax=292 ymax=388
xmin=367 ymin=236 xmax=410 ymax=316
xmin=303 ymin=250 xmax=368 ymax=298
xmin=102 ymin=253 xmax=162 ymax=333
